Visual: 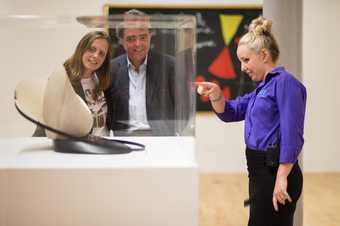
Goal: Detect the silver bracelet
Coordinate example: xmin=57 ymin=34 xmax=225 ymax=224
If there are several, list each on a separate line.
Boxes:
xmin=210 ymin=94 xmax=223 ymax=102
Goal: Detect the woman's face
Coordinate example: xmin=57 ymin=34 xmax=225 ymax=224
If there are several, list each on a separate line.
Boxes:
xmin=237 ymin=45 xmax=266 ymax=81
xmin=82 ymin=38 xmax=109 ymax=76
xmin=122 ymin=28 xmax=151 ymax=68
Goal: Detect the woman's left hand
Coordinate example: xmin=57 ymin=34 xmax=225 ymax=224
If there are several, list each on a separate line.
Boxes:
xmin=272 ymin=175 xmax=292 ymax=211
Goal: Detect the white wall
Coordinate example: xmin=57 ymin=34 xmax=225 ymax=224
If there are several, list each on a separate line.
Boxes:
xmin=302 ymin=0 xmax=340 ymax=171
xmin=1 ymin=0 xmax=339 ymax=172
xmin=196 ymin=114 xmax=246 ymax=172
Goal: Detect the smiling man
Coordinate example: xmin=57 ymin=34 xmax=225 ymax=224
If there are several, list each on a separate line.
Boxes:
xmin=110 ymin=9 xmax=176 ymax=136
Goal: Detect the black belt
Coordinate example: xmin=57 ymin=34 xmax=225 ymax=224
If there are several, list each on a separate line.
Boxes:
xmin=246 ymin=145 xmax=280 ymax=168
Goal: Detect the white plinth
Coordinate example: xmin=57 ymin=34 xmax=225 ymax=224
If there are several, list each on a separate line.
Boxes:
xmin=0 ymin=137 xmax=198 ymax=226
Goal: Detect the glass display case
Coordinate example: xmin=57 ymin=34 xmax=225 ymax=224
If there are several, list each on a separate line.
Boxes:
xmin=2 ymin=13 xmax=196 ymax=138
xmin=0 ymin=14 xmax=198 ymax=225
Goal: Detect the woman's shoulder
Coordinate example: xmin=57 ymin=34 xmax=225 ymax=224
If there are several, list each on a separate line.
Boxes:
xmin=274 ymin=69 xmax=306 ymax=96
xmin=276 ymin=68 xmax=305 ymax=89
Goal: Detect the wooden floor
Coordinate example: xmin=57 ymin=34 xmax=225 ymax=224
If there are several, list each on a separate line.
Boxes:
xmin=199 ymin=173 xmax=340 ymax=226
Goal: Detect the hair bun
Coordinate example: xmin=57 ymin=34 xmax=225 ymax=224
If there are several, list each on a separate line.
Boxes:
xmin=249 ymin=16 xmax=272 ymax=36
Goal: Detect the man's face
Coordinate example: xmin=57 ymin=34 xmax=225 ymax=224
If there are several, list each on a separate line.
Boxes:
xmin=122 ymin=28 xmax=151 ymax=67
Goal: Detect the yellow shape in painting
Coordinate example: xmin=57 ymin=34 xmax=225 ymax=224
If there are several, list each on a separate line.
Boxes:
xmin=220 ymin=15 xmax=243 ymax=46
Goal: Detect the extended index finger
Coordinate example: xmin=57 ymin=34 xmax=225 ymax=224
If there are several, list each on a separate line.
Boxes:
xmin=194 ymin=81 xmax=206 ymax=87
xmin=195 ymin=81 xmax=214 ymax=88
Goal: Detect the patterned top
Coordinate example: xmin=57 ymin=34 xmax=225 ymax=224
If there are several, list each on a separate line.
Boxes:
xmin=81 ymin=74 xmax=109 ymax=136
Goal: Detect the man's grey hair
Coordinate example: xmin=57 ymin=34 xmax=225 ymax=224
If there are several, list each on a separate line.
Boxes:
xmin=116 ymin=9 xmax=150 ymax=40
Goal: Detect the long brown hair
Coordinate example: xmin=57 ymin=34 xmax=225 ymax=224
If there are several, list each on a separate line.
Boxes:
xmin=64 ymin=31 xmax=112 ymax=93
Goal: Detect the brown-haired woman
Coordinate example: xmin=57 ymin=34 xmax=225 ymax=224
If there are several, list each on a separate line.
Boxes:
xmin=33 ymin=31 xmax=113 ymax=137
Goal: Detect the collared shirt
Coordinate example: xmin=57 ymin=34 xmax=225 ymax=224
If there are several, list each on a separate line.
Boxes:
xmin=127 ymin=56 xmax=151 ymax=131
xmin=216 ymin=67 xmax=307 ymax=163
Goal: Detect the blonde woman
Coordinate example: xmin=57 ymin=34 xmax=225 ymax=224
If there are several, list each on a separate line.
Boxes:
xmin=197 ymin=16 xmax=306 ymax=226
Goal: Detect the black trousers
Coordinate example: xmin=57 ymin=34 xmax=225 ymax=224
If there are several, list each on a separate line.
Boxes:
xmin=246 ymin=148 xmax=303 ymax=226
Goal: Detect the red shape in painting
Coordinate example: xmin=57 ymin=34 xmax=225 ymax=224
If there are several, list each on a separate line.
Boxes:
xmin=200 ymin=95 xmax=210 ymax=102
xmin=196 ymin=75 xmax=205 ymax=83
xmin=208 ymin=47 xmax=236 ymax=79
xmin=222 ymin=86 xmax=231 ymax=100
xmin=234 ymin=36 xmax=240 ymax=45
